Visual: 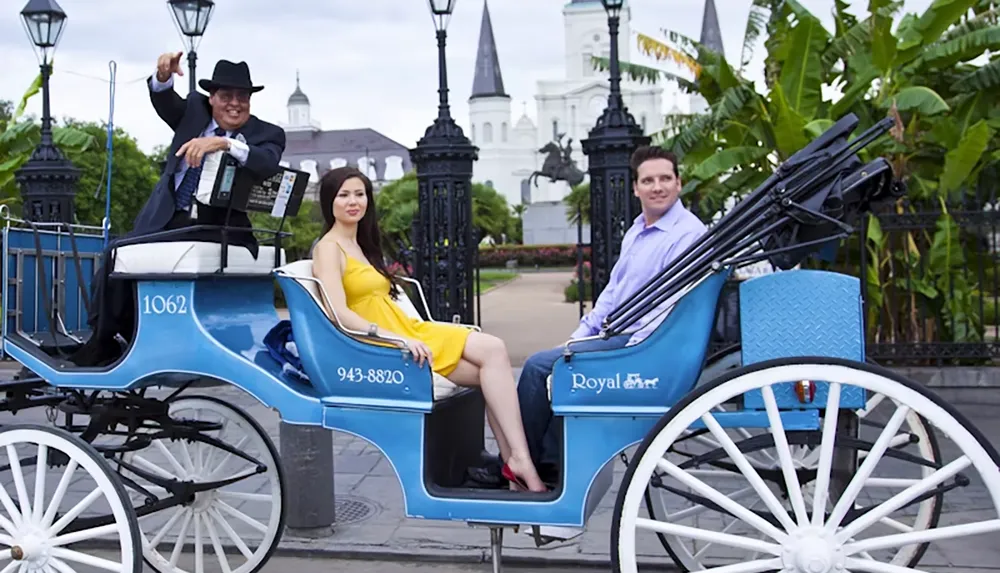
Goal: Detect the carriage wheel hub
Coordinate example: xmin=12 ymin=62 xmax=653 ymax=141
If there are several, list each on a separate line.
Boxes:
xmin=192 ymin=490 xmax=217 ymax=512
xmin=782 ymin=528 xmax=842 ymax=573
xmin=11 ymin=534 xmax=49 ymax=565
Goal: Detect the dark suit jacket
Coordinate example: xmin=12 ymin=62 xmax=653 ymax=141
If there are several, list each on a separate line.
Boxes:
xmin=132 ymin=76 xmax=287 ymax=257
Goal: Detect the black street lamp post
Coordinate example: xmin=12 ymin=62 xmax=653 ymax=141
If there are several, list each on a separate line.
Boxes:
xmin=580 ymin=0 xmax=650 ymax=301
xmin=410 ymin=0 xmax=479 ymax=324
xmin=16 ymin=0 xmax=80 ymax=224
xmin=167 ymin=0 xmax=215 ymax=94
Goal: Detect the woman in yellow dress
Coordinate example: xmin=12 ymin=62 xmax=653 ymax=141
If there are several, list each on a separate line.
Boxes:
xmin=311 ymin=166 xmax=547 ymax=493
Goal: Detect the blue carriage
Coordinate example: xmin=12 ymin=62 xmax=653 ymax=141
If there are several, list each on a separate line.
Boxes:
xmin=0 ymin=114 xmax=997 ymax=573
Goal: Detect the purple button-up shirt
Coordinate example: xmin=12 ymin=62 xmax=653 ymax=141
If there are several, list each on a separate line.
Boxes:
xmin=571 ymin=200 xmax=708 ymax=346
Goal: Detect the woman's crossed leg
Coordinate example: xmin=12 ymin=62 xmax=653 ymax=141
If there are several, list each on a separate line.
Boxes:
xmin=447 ymin=331 xmax=547 ymax=492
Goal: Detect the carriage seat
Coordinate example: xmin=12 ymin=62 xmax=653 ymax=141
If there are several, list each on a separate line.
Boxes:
xmin=112 ymin=241 xmax=286 ymax=275
xmin=274 ymin=260 xmax=462 ymax=401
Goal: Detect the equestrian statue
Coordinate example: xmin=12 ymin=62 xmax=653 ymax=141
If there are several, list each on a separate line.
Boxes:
xmin=527 ymin=134 xmax=586 ymax=188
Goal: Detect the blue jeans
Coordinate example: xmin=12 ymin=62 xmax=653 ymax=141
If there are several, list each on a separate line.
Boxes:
xmin=517 ymin=335 xmax=632 ymax=467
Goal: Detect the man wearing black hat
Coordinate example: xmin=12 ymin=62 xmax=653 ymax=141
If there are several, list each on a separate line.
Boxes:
xmin=69 ymin=53 xmax=286 ymax=367
xmin=135 ymin=51 xmax=285 ymax=244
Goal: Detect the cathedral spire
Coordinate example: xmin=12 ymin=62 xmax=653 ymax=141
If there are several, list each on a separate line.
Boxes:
xmin=470 ymin=0 xmax=508 ymax=99
xmin=699 ymin=0 xmax=724 ymax=55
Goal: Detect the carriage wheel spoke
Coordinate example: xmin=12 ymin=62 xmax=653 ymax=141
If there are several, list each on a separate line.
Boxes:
xmin=810 ymin=382 xmax=841 ymax=526
xmin=131 ymin=454 xmax=178 ymax=481
xmin=864 ymin=478 xmax=922 ymax=488
xmin=0 ymin=481 xmax=20 ymax=533
xmin=845 ymin=519 xmax=1000 ymax=556
xmin=177 ymin=438 xmax=198 ymax=475
xmin=153 ymin=440 xmax=189 ymax=478
xmin=46 ymin=557 xmax=77 ymax=573
xmin=695 ymin=497 xmax=766 ymax=560
xmin=654 ymin=457 xmax=787 ymax=542
xmin=215 ymin=500 xmax=268 ymax=534
xmin=49 ymin=547 xmax=123 ymax=572
xmin=0 ymin=561 xmax=18 ymax=573
xmin=207 ymin=436 xmax=249 ymax=481
xmin=835 ymin=455 xmax=971 ymax=543
xmin=41 ymin=460 xmax=77 ymax=529
xmin=700 ymin=412 xmax=797 ymax=533
xmin=826 ymin=404 xmax=910 ymax=533
xmin=216 ymin=490 xmax=272 ymax=503
xmin=209 ymin=506 xmax=254 ymax=560
xmin=635 ymin=517 xmax=781 ymax=555
xmin=6 ymin=446 xmax=32 ymax=521
xmin=32 ymin=444 xmax=47 ymax=523
xmin=857 ymin=393 xmax=887 ymax=418
xmin=46 ymin=488 xmax=102 ymax=536
xmin=700 ymin=557 xmax=784 ymax=573
xmin=665 ymin=487 xmax=756 ymax=522
xmin=844 ymin=556 xmax=918 ymax=573
xmin=760 ymin=386 xmax=809 ymax=526
xmin=49 ymin=523 xmax=121 ymax=547
xmin=878 ymin=516 xmax=914 ymax=534
xmin=204 ymin=511 xmax=233 ymax=573
xmin=195 ymin=513 xmax=204 ymax=573
xmin=149 ymin=506 xmax=185 ymax=549
xmin=200 ymin=419 xmax=230 ymax=473
xmin=169 ymin=510 xmax=193 ymax=567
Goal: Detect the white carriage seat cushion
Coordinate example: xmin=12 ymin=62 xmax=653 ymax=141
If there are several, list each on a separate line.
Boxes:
xmin=112 ymin=241 xmax=285 ymax=275
xmin=275 ymin=259 xmax=461 ymax=401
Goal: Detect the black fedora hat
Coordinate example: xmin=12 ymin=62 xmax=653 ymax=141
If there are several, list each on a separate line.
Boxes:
xmin=198 ymin=60 xmax=264 ymax=93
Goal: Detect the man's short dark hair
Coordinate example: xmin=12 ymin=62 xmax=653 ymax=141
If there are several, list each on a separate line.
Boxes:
xmin=630 ymin=146 xmax=679 ymax=178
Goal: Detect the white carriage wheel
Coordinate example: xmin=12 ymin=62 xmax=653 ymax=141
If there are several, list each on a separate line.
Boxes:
xmin=120 ymin=395 xmax=285 ymax=573
xmin=644 ymin=398 xmax=942 ymax=571
xmin=0 ymin=423 xmax=142 ymax=572
xmin=612 ymin=357 xmax=1000 ymax=573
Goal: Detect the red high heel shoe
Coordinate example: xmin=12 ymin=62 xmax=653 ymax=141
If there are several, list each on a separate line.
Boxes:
xmin=502 ymin=464 xmax=547 ymax=492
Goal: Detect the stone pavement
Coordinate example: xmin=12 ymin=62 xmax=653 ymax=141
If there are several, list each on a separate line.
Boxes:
xmin=1 ymin=271 xmax=999 ymax=571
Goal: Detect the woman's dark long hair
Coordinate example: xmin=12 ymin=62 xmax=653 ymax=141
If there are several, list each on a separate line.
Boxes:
xmin=318 ymin=166 xmax=400 ymax=297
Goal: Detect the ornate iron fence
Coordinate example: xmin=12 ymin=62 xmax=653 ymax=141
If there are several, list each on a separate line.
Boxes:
xmin=571 ymin=188 xmax=1000 ymax=367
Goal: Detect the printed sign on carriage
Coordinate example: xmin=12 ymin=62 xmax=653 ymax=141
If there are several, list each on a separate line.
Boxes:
xmin=571 ymin=372 xmax=658 ymax=394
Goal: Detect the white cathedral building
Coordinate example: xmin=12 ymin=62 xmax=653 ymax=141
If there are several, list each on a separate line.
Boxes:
xmin=466 ymin=0 xmax=666 ymax=212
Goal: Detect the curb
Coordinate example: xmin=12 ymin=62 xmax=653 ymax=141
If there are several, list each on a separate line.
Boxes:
xmin=271 ymin=537 xmax=680 ymax=570
xmin=478 ymin=274 xmax=520 ymax=295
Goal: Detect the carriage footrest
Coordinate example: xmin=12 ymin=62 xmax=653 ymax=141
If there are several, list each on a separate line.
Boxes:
xmin=34 ymin=331 xmax=89 ymax=355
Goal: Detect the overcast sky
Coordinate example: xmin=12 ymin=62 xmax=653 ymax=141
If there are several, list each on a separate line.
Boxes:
xmin=2 ymin=0 xmax=934 ymax=155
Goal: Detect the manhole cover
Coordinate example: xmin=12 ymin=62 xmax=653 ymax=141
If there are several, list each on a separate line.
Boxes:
xmin=335 ymin=496 xmax=377 ymax=525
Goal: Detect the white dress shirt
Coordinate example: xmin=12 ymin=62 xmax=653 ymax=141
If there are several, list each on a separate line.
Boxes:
xmin=150 ymin=74 xmax=251 ymax=212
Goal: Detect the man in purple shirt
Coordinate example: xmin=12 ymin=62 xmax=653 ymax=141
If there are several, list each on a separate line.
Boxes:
xmin=516 ymin=145 xmax=707 ymax=483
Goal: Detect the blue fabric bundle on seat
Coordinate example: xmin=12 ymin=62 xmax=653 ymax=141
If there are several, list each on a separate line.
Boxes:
xmin=263 ymin=320 xmax=310 ymax=382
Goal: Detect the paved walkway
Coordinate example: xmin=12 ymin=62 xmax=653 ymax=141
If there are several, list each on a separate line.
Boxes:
xmin=1 ymin=272 xmax=999 ymax=571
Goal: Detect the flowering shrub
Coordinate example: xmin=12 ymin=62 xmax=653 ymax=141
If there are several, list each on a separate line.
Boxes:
xmin=387 ymin=261 xmax=414 ymax=277
xmin=478 ymin=244 xmax=590 ymax=268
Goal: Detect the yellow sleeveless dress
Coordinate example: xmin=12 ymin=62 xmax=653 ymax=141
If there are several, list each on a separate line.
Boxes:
xmin=339 ymin=250 xmax=472 ymax=377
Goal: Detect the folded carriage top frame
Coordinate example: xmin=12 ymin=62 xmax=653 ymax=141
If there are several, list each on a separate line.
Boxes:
xmin=590 ymin=113 xmax=904 ymax=345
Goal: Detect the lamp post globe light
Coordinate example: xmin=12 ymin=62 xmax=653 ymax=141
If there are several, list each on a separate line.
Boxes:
xmin=16 ymin=0 xmax=80 ymax=224
xmin=409 ymin=0 xmax=479 ymax=324
xmin=167 ymin=0 xmax=215 ymax=94
xmin=580 ymin=0 xmax=650 ymax=302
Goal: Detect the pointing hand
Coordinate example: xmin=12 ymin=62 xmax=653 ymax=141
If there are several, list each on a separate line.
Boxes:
xmin=156 ymin=51 xmax=184 ymax=82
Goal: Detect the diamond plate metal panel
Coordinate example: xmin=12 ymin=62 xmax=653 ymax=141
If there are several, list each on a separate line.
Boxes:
xmin=739 ymin=270 xmax=867 ymax=410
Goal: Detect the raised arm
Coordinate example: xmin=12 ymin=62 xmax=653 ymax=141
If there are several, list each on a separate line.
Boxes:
xmin=148 ymin=51 xmax=187 ymax=131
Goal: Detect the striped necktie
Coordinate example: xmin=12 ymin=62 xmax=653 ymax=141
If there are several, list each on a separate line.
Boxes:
xmin=175 ymin=127 xmax=227 ymax=212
